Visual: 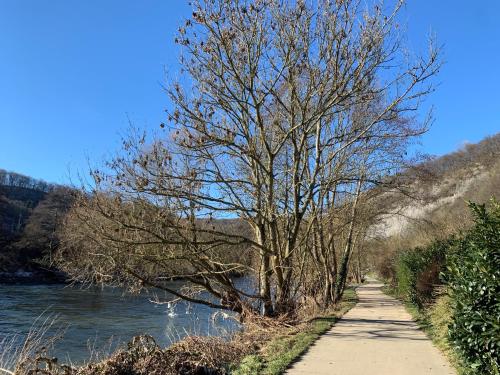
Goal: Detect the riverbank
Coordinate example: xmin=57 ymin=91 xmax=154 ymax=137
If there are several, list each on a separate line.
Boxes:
xmin=232 ymin=287 xmax=358 ymax=375
xmin=1 ymin=287 xmax=358 ymax=375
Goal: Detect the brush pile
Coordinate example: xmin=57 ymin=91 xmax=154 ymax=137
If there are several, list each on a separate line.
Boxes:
xmin=78 ymin=335 xmax=249 ymax=375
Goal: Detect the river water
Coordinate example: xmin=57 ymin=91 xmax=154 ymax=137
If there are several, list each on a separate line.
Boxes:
xmin=0 ymin=282 xmax=240 ymax=365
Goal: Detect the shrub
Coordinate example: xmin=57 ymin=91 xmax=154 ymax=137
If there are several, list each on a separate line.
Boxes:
xmin=446 ymin=201 xmax=500 ymax=374
xmin=378 ymin=251 xmax=397 ymax=281
xmin=394 ymin=240 xmax=450 ymax=307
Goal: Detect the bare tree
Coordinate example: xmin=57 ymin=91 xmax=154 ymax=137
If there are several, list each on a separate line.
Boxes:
xmin=58 ymin=0 xmax=440 ymax=318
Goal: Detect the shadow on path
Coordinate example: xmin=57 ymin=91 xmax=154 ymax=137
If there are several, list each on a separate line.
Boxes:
xmin=286 ymin=280 xmax=456 ymax=375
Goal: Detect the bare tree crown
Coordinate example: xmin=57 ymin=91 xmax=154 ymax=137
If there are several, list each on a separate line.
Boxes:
xmin=58 ymin=0 xmax=440 ymax=317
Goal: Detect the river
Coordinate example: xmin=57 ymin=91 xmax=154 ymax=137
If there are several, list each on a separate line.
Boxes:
xmin=0 ymin=282 xmax=241 ymax=365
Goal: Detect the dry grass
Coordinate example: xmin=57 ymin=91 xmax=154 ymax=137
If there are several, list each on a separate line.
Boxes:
xmin=0 ymin=314 xmax=68 ymax=375
xmin=74 ymin=334 xmax=250 ymax=375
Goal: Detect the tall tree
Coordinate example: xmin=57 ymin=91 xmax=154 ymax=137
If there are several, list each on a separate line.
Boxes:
xmin=58 ymin=0 xmax=440 ymax=317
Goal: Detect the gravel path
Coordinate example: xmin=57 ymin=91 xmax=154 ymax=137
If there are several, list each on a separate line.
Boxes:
xmin=286 ymin=280 xmax=456 ymax=375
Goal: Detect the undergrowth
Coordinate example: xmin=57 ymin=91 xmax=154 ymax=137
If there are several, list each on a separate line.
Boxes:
xmin=232 ymin=287 xmax=358 ymax=375
xmin=381 ymin=199 xmax=500 ymax=375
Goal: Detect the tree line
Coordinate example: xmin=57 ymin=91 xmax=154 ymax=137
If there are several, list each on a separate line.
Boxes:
xmin=0 ymin=169 xmax=52 ymax=193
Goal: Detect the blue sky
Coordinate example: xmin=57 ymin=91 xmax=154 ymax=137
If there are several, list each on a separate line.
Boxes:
xmin=0 ymin=1 xmax=499 ymax=184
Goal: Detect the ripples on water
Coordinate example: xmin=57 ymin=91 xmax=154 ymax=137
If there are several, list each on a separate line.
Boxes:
xmin=0 ymin=282 xmax=241 ymax=364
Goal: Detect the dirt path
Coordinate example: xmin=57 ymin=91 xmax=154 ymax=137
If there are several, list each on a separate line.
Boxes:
xmin=286 ymin=280 xmax=456 ymax=375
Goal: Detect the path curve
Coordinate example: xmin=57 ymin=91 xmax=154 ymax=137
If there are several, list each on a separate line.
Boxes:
xmin=286 ymin=280 xmax=455 ymax=375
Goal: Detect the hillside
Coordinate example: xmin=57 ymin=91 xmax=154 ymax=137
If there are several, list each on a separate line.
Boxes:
xmin=371 ymin=133 xmax=500 ymax=237
xmin=368 ymin=132 xmax=500 ymax=273
xmin=0 ymin=169 xmax=74 ymax=281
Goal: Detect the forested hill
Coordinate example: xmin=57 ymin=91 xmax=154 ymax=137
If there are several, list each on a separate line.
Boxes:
xmin=0 ymin=169 xmax=74 ymax=280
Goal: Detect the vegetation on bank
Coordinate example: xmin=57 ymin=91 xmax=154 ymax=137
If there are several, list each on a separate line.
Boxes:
xmin=232 ymin=287 xmax=358 ymax=375
xmin=381 ymin=200 xmax=500 ymax=375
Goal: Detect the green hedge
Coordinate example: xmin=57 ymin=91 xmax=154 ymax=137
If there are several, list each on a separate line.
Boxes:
xmin=446 ymin=201 xmax=500 ymax=374
xmin=394 ymin=240 xmax=449 ymax=307
xmin=388 ymin=200 xmax=500 ymax=374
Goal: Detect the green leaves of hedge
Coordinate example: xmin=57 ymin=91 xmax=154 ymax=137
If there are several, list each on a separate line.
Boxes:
xmin=447 ymin=201 xmax=500 ymax=374
xmin=391 ymin=200 xmax=500 ymax=374
xmin=395 ymin=240 xmax=449 ymax=307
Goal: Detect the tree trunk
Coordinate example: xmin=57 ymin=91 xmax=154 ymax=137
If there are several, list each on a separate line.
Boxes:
xmin=334 ymin=178 xmax=362 ymax=303
xmin=256 ymin=224 xmax=274 ymax=316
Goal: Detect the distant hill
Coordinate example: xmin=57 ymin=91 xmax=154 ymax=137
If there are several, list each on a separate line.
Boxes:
xmin=371 ymin=133 xmax=500 ymax=239
xmin=0 ymin=169 xmax=75 ymax=280
xmin=368 ymin=132 xmax=500 ymax=272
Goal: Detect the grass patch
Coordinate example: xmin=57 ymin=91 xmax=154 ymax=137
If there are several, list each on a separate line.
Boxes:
xmin=232 ymin=287 xmax=358 ymax=375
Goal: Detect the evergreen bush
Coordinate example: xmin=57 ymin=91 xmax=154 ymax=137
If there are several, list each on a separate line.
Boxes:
xmin=446 ymin=201 xmax=500 ymax=374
